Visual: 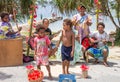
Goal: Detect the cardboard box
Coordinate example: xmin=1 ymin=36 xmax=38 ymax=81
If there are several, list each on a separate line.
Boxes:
xmin=0 ymin=38 xmax=23 ymax=66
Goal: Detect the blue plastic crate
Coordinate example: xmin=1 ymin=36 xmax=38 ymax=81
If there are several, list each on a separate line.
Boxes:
xmin=59 ymin=74 xmax=76 ymax=82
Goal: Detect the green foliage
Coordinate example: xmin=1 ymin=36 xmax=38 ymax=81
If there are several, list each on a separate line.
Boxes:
xmin=108 ymin=28 xmax=120 ymax=46
xmin=52 ymin=0 xmax=94 ymax=15
xmin=0 ymin=0 xmax=15 ymax=14
xmin=0 ymin=0 xmax=37 ymax=15
xmin=20 ymin=0 xmax=34 ymax=15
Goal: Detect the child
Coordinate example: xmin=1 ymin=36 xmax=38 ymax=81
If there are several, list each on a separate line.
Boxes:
xmin=55 ymin=18 xmax=75 ymax=74
xmin=0 ymin=12 xmax=22 ymax=39
xmin=85 ymin=22 xmax=109 ymax=66
xmin=34 ymin=24 xmax=52 ymax=79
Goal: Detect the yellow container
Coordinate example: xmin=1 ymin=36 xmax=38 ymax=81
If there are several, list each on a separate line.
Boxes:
xmin=82 ymin=70 xmax=88 ymax=78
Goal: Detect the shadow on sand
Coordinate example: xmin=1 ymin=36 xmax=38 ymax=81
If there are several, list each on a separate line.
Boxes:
xmin=0 ymin=72 xmax=13 ymax=80
xmin=43 ymin=76 xmax=58 ymax=81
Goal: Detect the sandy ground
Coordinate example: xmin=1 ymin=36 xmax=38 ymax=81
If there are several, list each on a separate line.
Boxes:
xmin=0 ymin=46 xmax=120 ymax=82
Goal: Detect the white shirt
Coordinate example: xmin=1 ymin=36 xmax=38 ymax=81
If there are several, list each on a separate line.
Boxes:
xmin=90 ymin=31 xmax=109 ymax=48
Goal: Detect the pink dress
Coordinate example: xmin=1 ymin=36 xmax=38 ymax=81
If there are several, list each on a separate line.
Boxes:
xmin=34 ymin=36 xmax=51 ymax=65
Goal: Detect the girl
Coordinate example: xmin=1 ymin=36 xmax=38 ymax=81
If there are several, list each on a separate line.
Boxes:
xmin=0 ymin=12 xmax=22 ymax=39
xmin=34 ymin=24 xmax=52 ymax=79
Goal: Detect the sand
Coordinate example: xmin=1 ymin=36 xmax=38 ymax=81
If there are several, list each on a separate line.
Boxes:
xmin=0 ymin=47 xmax=120 ymax=82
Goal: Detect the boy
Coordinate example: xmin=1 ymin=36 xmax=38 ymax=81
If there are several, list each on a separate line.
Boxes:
xmin=55 ymin=18 xmax=75 ymax=74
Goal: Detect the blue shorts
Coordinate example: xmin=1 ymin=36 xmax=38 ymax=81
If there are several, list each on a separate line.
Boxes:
xmin=87 ymin=45 xmax=109 ymax=59
xmin=61 ymin=45 xmax=73 ymax=61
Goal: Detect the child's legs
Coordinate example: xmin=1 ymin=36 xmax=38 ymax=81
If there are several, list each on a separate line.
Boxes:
xmin=66 ymin=60 xmax=70 ymax=74
xmin=62 ymin=60 xmax=66 ymax=74
xmin=36 ymin=56 xmax=41 ymax=70
xmin=37 ymin=65 xmax=41 ymax=70
xmin=46 ymin=65 xmax=52 ymax=78
xmin=61 ymin=45 xmax=72 ymax=74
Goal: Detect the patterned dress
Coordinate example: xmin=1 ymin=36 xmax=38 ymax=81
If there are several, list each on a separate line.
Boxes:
xmin=34 ymin=36 xmax=51 ymax=65
xmin=0 ymin=22 xmax=20 ymax=39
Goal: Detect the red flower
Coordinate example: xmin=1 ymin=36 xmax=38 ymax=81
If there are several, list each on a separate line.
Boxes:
xmin=80 ymin=64 xmax=89 ymax=71
xmin=28 ymin=69 xmax=44 ymax=81
xmin=35 ymin=5 xmax=38 ymax=9
xmin=26 ymin=65 xmax=34 ymax=69
xmin=33 ymin=15 xmax=37 ymax=18
xmin=94 ymin=0 xmax=98 ymax=4
xmin=33 ymin=20 xmax=36 ymax=22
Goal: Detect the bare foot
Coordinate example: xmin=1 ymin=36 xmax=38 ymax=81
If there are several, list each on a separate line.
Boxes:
xmin=94 ymin=59 xmax=99 ymax=64
xmin=48 ymin=73 xmax=53 ymax=80
xmin=48 ymin=76 xmax=53 ymax=80
xmin=63 ymin=72 xmax=65 ymax=74
xmin=66 ymin=71 xmax=70 ymax=74
xmin=103 ymin=62 xmax=109 ymax=67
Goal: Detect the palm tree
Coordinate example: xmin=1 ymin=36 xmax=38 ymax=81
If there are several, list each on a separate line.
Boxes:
xmin=0 ymin=0 xmax=35 ymax=15
xmin=51 ymin=0 xmax=94 ymax=15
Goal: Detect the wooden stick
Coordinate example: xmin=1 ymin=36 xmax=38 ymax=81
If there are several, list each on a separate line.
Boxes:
xmin=26 ymin=8 xmax=35 ymax=56
xmin=13 ymin=8 xmax=19 ymax=30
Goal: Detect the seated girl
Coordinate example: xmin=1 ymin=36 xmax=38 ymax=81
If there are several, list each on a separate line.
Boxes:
xmin=85 ymin=22 xmax=109 ymax=66
xmin=0 ymin=12 xmax=22 ymax=39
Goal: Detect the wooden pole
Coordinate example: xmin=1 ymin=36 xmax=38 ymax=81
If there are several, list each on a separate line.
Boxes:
xmin=13 ymin=8 xmax=19 ymax=30
xmin=26 ymin=7 xmax=34 ymax=56
xmin=96 ymin=9 xmax=99 ymax=27
xmin=12 ymin=1 xmax=19 ymax=30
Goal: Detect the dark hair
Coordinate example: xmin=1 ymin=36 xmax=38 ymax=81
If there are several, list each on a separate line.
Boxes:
xmin=63 ymin=18 xmax=73 ymax=28
xmin=42 ymin=18 xmax=49 ymax=24
xmin=0 ymin=12 xmax=9 ymax=19
xmin=36 ymin=24 xmax=45 ymax=32
xmin=97 ymin=22 xmax=105 ymax=28
xmin=80 ymin=5 xmax=86 ymax=9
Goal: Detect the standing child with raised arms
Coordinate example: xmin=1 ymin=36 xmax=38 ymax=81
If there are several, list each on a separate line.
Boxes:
xmin=55 ymin=18 xmax=75 ymax=74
